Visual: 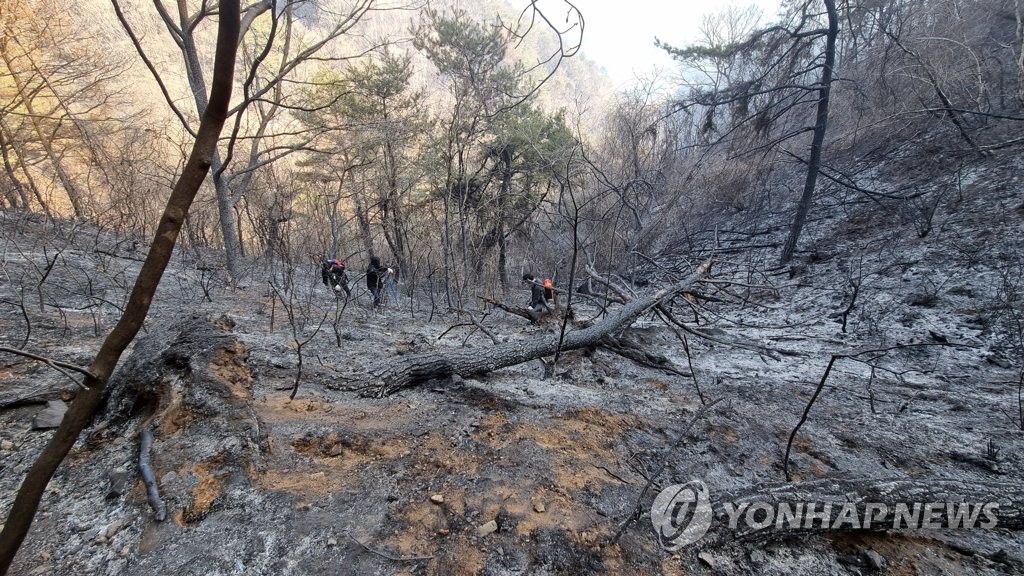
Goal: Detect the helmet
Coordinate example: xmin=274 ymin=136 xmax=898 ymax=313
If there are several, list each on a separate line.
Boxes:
xmin=543 ymin=278 xmax=553 ymax=288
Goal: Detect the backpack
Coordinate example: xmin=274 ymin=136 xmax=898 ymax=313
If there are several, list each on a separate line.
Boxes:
xmin=324 ymin=259 xmax=346 ymax=281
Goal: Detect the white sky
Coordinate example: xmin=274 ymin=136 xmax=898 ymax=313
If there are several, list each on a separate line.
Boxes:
xmin=567 ymin=0 xmax=782 ymax=87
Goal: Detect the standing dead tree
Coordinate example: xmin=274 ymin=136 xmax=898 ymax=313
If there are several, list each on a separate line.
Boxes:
xmin=783 ymin=342 xmax=959 ymax=482
xmin=778 ymin=0 xmax=839 ymax=264
xmin=268 ymin=280 xmax=328 ymax=400
xmin=0 ymin=3 xmax=240 ymax=572
xmin=659 ymin=0 xmax=840 ymax=265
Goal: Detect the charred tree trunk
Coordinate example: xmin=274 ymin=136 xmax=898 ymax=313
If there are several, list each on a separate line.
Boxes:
xmin=169 ymin=0 xmax=245 ymax=282
xmin=495 ymin=147 xmax=512 ymax=287
xmin=0 ymin=130 xmax=26 ymax=209
xmin=0 ymin=118 xmax=48 ymax=215
xmin=0 ymin=4 xmax=240 ymax=571
xmin=353 ymin=189 xmax=374 ymax=256
xmin=779 ymin=0 xmax=839 ymax=265
xmin=381 ymin=139 xmax=409 ymax=281
xmin=367 ymin=271 xmax=700 ymax=396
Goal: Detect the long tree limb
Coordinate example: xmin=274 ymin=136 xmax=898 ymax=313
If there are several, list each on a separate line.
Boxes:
xmin=783 ymin=343 xmax=959 ymax=482
xmin=784 ymin=354 xmax=838 ymax=481
xmin=0 ymin=4 xmax=239 ymax=572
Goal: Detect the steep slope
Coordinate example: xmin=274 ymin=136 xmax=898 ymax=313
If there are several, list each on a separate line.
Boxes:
xmin=1 ymin=146 xmax=1023 ymax=575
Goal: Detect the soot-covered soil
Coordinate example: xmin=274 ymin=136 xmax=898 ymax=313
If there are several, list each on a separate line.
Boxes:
xmin=1 ymin=154 xmax=1023 ymax=575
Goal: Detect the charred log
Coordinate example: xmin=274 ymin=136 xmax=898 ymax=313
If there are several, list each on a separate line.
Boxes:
xmin=366 ymin=273 xmax=701 ymax=397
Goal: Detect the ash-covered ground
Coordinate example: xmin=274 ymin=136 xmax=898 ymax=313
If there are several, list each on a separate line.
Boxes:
xmin=1 ymin=153 xmax=1023 ymax=575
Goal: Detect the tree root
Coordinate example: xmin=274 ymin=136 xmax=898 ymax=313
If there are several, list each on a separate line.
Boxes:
xmin=139 ymin=423 xmax=166 ymax=522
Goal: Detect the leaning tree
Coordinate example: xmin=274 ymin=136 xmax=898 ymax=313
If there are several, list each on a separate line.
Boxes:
xmin=0 ymin=2 xmax=241 ymax=571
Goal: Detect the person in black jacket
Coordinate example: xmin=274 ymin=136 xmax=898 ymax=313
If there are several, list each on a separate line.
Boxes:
xmin=320 ymin=256 xmax=350 ymax=297
xmin=366 ymin=255 xmax=392 ymax=307
xmin=522 ymin=273 xmax=548 ymax=313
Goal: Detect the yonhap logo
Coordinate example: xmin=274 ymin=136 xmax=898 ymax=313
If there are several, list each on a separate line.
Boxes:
xmin=651 ymin=478 xmax=1002 ymax=550
xmin=650 ymin=479 xmax=713 ymax=551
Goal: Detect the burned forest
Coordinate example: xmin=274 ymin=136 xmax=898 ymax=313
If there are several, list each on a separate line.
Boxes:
xmin=1 ymin=0 xmax=1024 ymax=574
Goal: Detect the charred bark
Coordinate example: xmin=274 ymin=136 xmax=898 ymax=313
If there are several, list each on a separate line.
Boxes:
xmin=138 ymin=424 xmax=167 ymax=522
xmin=366 ymin=273 xmax=700 ymax=396
xmin=479 ymin=296 xmax=547 ymax=323
xmin=779 ymin=0 xmax=839 ymax=265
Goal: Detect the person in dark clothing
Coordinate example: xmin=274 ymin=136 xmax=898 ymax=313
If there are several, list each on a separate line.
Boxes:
xmin=320 ymin=256 xmax=351 ymax=297
xmin=522 ymin=273 xmax=548 ymax=313
xmin=366 ymin=255 xmax=392 ymax=307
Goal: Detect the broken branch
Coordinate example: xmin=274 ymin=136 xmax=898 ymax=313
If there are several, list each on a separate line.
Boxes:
xmin=479 ymin=296 xmax=543 ymax=323
xmin=612 ymin=398 xmax=722 ymax=544
xmin=584 ymin=265 xmax=629 ymax=304
xmin=344 ymin=531 xmax=434 ymax=562
xmin=0 ymin=346 xmax=93 ymax=389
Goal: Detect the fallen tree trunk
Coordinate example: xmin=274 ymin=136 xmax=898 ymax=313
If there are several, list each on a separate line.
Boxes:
xmin=365 ymin=272 xmax=700 ymax=397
